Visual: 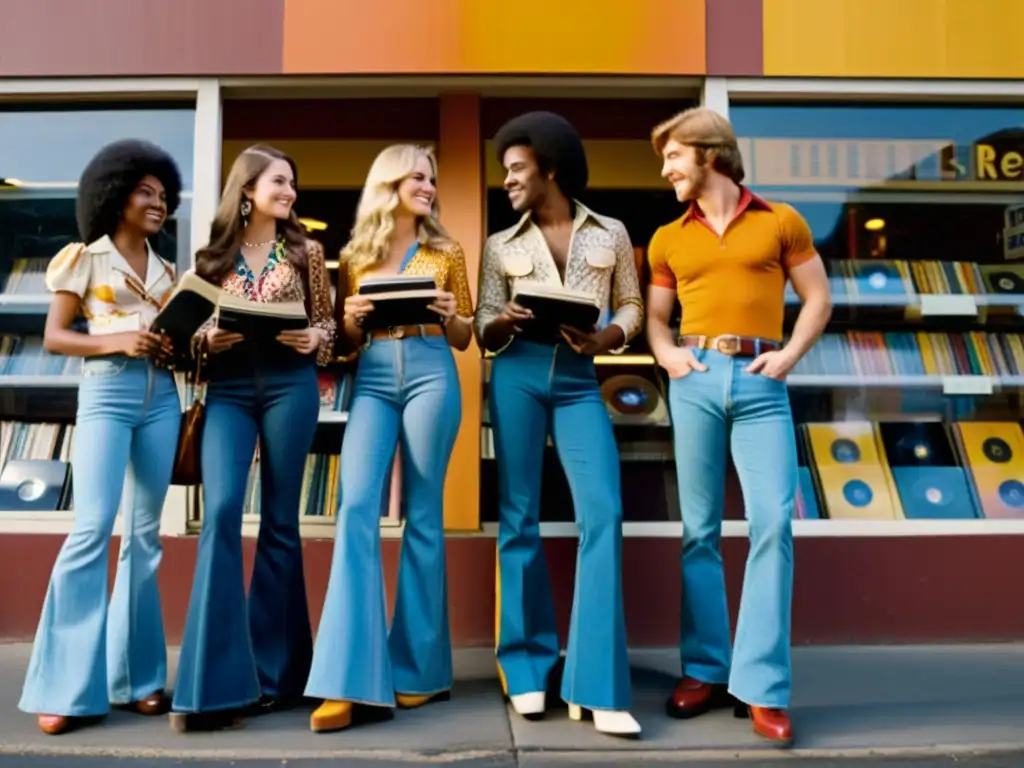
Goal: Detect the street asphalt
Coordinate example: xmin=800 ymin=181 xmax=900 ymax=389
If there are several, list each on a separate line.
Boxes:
xmin=2 ymin=750 xmax=1024 ymax=767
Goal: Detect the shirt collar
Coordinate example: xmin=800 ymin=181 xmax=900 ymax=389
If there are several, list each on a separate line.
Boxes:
xmin=681 ymin=186 xmax=772 ymax=225
xmin=501 ymin=199 xmax=609 ymax=243
xmin=87 ymin=234 xmax=169 ymax=289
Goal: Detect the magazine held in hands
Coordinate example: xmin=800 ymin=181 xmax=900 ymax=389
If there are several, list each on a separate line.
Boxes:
xmin=356 ymin=274 xmax=442 ymax=330
xmin=151 ymin=270 xmax=308 ymax=351
xmin=512 ymin=283 xmax=601 ymax=335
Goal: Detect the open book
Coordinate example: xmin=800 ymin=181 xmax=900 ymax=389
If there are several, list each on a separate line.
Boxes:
xmin=357 ymin=274 xmax=442 ymax=330
xmin=513 ymin=283 xmax=601 ymax=333
xmin=152 ymin=270 xmax=308 ymax=346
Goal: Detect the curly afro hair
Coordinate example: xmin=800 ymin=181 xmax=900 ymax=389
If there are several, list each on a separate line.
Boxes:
xmin=494 ymin=111 xmax=588 ymax=201
xmin=76 ymin=139 xmax=183 ymax=244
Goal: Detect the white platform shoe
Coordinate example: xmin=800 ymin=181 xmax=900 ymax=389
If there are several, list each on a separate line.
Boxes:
xmin=568 ymin=703 xmax=642 ymax=738
xmin=508 ymin=691 xmax=546 ymax=720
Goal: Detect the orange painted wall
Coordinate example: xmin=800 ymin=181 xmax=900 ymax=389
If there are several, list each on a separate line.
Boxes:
xmin=282 ymin=0 xmax=705 ymax=75
xmin=763 ymin=0 xmax=1024 ymax=79
xmin=437 ymin=95 xmax=484 ymax=531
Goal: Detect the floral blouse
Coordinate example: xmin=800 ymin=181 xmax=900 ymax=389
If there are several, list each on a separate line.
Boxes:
xmin=201 ymin=238 xmax=337 ymax=366
xmin=46 ymin=235 xmax=176 ymax=335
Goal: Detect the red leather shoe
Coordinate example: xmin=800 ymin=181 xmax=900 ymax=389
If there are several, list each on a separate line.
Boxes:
xmin=735 ymin=702 xmax=793 ymax=744
xmin=37 ymin=714 xmax=69 ymax=735
xmin=665 ymin=677 xmax=735 ymax=719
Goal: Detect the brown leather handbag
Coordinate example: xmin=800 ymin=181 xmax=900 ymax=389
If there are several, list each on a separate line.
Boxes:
xmin=171 ymin=344 xmax=206 ymax=486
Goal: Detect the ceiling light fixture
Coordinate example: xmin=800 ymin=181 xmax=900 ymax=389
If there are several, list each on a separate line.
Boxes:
xmin=299 ymin=217 xmax=328 ymax=231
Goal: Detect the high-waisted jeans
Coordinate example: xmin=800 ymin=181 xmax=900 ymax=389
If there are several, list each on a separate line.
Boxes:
xmin=490 ymin=340 xmax=630 ymax=711
xmin=19 ymin=355 xmax=180 ymax=716
xmin=668 ymin=349 xmax=796 ymax=708
xmin=172 ymin=362 xmax=320 ymax=713
xmin=305 ymin=333 xmax=461 ymax=706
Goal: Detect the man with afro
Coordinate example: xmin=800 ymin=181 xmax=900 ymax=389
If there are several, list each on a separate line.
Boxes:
xmin=475 ymin=111 xmax=643 ymax=738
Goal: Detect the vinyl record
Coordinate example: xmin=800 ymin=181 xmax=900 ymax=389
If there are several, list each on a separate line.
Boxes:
xmin=997 ymin=479 xmax=1024 ymax=509
xmin=831 ymin=438 xmax=862 ymax=464
xmin=0 ymin=459 xmax=69 ymax=512
xmin=600 ymin=374 xmax=660 ymax=418
xmin=983 ymin=436 xmax=1014 ymax=464
xmin=986 ymin=270 xmax=1024 ymax=294
xmin=910 ymin=475 xmax=953 ymax=509
xmin=842 ymin=479 xmax=874 ymax=507
xmin=892 ymin=432 xmax=935 ymax=465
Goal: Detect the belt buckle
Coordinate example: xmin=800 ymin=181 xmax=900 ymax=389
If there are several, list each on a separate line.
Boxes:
xmin=388 ymin=326 xmax=406 ymax=340
xmin=715 ymin=335 xmax=741 ymax=356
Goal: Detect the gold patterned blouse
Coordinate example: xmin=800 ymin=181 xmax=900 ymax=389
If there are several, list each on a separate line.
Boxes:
xmin=46 ymin=235 xmax=175 ymax=335
xmin=339 ymin=242 xmax=474 ymax=319
xmin=475 ymin=201 xmax=643 ymax=352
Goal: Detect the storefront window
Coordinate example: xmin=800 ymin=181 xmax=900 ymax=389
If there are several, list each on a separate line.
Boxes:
xmin=0 ymin=102 xmax=195 ymax=276
xmin=0 ymin=102 xmax=195 ymax=498
xmin=731 ymin=103 xmax=1024 ymax=523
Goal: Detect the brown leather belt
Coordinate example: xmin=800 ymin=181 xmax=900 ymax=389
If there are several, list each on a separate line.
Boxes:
xmin=678 ymin=334 xmax=781 ymax=357
xmin=368 ymin=324 xmax=446 ymax=341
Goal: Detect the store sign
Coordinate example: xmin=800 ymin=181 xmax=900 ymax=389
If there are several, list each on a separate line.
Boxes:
xmin=976 ymin=142 xmax=1024 ymax=181
xmin=740 ymin=137 xmax=1023 ymax=187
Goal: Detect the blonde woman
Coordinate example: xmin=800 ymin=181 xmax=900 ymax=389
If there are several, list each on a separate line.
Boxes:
xmin=305 ymin=144 xmax=473 ymax=733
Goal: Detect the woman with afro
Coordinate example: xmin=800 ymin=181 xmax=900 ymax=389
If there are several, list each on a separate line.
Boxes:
xmin=19 ymin=139 xmax=184 ymax=735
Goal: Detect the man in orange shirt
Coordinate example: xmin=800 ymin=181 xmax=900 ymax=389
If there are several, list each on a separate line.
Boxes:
xmin=645 ymin=108 xmax=832 ymax=745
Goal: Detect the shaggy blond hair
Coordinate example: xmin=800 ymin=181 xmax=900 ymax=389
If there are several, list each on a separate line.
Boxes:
xmin=342 ymin=144 xmax=453 ymax=269
xmin=651 ymin=107 xmax=745 ymax=184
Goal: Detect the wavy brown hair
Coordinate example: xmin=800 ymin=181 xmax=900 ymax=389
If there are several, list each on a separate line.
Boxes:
xmin=195 ymin=144 xmax=308 ymax=285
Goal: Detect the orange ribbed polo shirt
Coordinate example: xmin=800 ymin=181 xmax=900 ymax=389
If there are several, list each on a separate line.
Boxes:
xmin=648 ymin=188 xmax=817 ymax=343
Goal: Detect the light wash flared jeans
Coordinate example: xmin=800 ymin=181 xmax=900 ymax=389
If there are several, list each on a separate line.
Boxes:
xmin=305 ymin=334 xmax=461 ymax=706
xmin=19 ymin=355 xmax=180 ymax=716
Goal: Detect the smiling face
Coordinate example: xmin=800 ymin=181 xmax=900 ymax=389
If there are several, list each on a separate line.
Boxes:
xmin=502 ymin=145 xmax=549 ymax=213
xmin=121 ymin=174 xmax=167 ymax=236
xmin=395 ymin=154 xmax=436 ymax=217
xmin=247 ymin=158 xmax=297 ymax=220
xmin=660 ymin=139 xmax=708 ymax=203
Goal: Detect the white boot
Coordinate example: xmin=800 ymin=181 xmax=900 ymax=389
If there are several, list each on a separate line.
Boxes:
xmin=509 ymin=691 xmax=546 ymax=720
xmin=568 ymin=703 xmax=641 ymax=738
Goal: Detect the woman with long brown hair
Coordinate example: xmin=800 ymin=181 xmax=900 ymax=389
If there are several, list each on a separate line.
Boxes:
xmin=169 ymin=144 xmax=335 ymax=732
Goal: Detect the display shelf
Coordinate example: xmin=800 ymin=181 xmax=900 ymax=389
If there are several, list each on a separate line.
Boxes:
xmin=0 ymin=294 xmax=50 ymax=314
xmin=239 ymin=513 xmax=403 ymax=540
xmin=0 ymin=375 xmax=80 ymax=388
xmin=785 ymin=293 xmax=1024 ymax=312
xmin=477 ymin=519 xmax=1024 ymax=538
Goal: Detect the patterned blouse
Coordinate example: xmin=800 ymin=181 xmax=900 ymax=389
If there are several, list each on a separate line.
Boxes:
xmin=339 ymin=242 xmax=474 ymax=318
xmin=475 ymin=200 xmax=643 ymax=353
xmin=46 ymin=235 xmax=176 ymax=335
xmin=202 ymin=238 xmax=337 ymax=366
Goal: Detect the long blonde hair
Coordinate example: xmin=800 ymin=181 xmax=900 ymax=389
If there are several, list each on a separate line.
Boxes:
xmin=196 ymin=144 xmax=307 ymax=284
xmin=342 ymin=144 xmax=452 ymax=270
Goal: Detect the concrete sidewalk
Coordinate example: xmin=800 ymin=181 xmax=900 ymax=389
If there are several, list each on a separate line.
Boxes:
xmin=0 ymin=644 xmax=1022 ymax=765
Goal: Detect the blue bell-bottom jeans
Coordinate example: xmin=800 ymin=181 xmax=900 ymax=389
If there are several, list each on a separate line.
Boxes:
xmin=667 ymin=348 xmax=797 ymax=709
xmin=172 ymin=362 xmax=319 ymax=713
xmin=19 ymin=355 xmax=180 ymax=716
xmin=490 ymin=340 xmax=631 ymax=712
xmin=305 ymin=333 xmax=461 ymax=706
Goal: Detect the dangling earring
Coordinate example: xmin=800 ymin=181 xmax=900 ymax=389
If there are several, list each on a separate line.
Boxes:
xmin=240 ymin=199 xmax=252 ymax=226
